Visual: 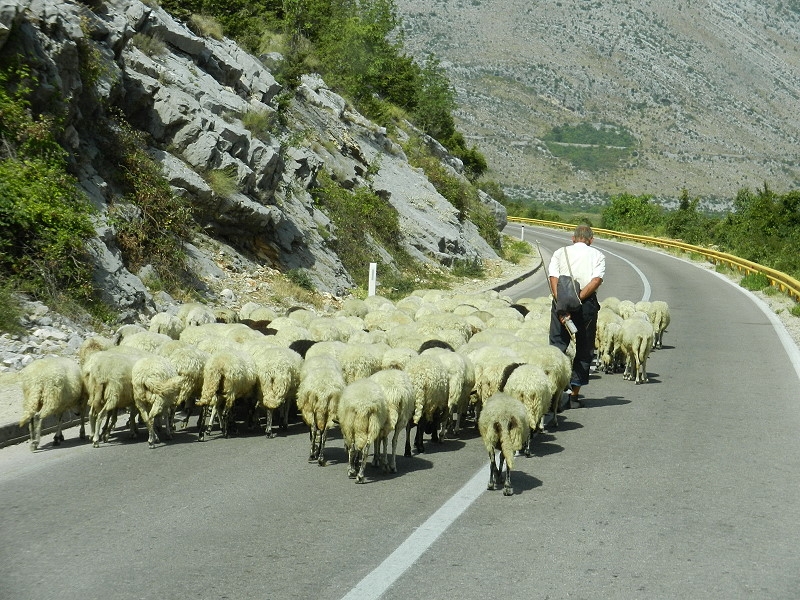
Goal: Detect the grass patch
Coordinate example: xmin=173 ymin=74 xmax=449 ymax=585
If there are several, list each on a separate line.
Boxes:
xmin=189 ymin=14 xmax=224 ymax=40
xmin=205 ymin=167 xmax=239 ymax=198
xmin=791 ymin=304 xmax=800 ymax=318
xmin=452 ymin=256 xmax=485 ymax=278
xmin=286 ymin=268 xmax=314 ymax=291
xmin=739 ymin=272 xmax=770 ymax=291
xmin=501 ymin=236 xmax=532 ymax=264
xmin=131 ymin=32 xmax=167 ymax=57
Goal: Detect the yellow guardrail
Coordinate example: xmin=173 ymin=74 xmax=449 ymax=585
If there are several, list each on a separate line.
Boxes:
xmin=509 ymin=217 xmax=800 ymax=302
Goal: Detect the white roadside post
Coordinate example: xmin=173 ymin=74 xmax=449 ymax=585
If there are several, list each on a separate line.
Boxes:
xmin=368 ymin=262 xmax=377 ymax=297
xmin=520 ymin=225 xmax=525 ymax=241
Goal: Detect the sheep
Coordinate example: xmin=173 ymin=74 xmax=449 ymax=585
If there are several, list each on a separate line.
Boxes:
xmin=118 ymin=330 xmax=172 ymax=353
xmin=296 ymin=355 xmax=346 ymax=465
xmin=77 ymin=335 xmax=114 ymax=365
xmin=619 ymin=317 xmax=654 ymax=384
xmin=338 ymin=377 xmax=390 ymax=483
xmin=648 ymin=300 xmax=671 ymax=349
xmin=17 ymin=357 xmax=87 ymax=450
xmin=149 ymin=312 xmax=184 ymax=339
xmin=339 ymin=342 xmax=389 ymax=384
xmin=131 ymin=355 xmax=184 ymax=448
xmin=499 ymin=362 xmax=554 ymax=455
xmin=508 ymin=342 xmax=572 ymax=429
xmin=369 ymin=368 xmax=415 ymax=474
xmin=111 ymin=324 xmax=147 ymax=345
xmin=156 ymin=340 xmax=209 ymax=430
xmin=243 ymin=342 xmax=303 ymax=438
xmin=478 ymin=392 xmax=531 ymax=496
xmin=597 ymin=320 xmax=624 ymax=374
xmin=340 ymin=297 xmax=370 ymax=319
xmin=82 ymin=347 xmax=151 ymax=447
xmin=197 ymin=345 xmax=258 ymax=440
xmin=420 ymin=345 xmax=475 ymax=438
xmin=617 ymin=299 xmax=636 ymax=319
xmin=178 ymin=302 xmax=216 ymax=326
xmin=403 ymin=352 xmax=450 ymax=456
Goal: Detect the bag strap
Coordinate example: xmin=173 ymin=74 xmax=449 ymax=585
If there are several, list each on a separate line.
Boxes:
xmin=563 ymin=247 xmax=581 ymax=305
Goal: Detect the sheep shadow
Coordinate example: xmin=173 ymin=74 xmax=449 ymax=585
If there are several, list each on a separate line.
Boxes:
xmin=478 ymin=469 xmax=542 ymax=495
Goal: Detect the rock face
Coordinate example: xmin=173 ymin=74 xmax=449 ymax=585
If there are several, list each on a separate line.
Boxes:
xmin=0 ymin=0 xmax=506 ymax=321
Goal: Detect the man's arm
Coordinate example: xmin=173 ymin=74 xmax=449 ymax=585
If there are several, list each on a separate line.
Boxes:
xmin=580 ymin=276 xmax=603 ymax=301
xmin=549 ymin=275 xmax=559 ymax=299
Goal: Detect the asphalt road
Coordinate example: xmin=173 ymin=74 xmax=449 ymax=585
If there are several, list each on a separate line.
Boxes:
xmin=1 ymin=224 xmax=799 ymax=600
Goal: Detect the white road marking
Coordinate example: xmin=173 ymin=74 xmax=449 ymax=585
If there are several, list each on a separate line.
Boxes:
xmin=340 ymin=466 xmax=487 ymax=600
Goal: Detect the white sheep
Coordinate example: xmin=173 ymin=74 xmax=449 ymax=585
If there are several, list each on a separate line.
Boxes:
xmin=508 ymin=342 xmax=572 ymax=428
xmin=420 ymin=345 xmax=475 ymax=438
xmin=619 ymin=317 xmax=654 ymax=384
xmin=339 ymin=342 xmax=389 ymax=384
xmin=478 ymin=392 xmax=531 ymax=496
xmin=369 ymin=368 xmax=415 ymax=474
xmin=82 ymin=347 xmax=151 ymax=447
xmin=197 ymin=345 xmax=258 ymax=440
xmin=156 ymin=340 xmax=209 ymax=430
xmin=297 ymin=355 xmax=346 ymax=465
xmin=500 ymin=362 xmax=554 ymax=455
xmin=403 ymin=352 xmax=450 ymax=456
xmin=17 ymin=356 xmax=87 ymax=450
xmin=648 ymin=300 xmax=671 ymax=349
xmin=118 ymin=330 xmax=172 ymax=353
xmin=131 ymin=354 xmax=184 ymax=448
xmin=338 ymin=377 xmax=390 ymax=483
xmin=149 ymin=311 xmax=184 ymax=339
xmin=243 ymin=342 xmax=303 ymax=438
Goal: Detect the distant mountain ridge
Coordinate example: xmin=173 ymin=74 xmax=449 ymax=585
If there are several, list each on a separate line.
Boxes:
xmin=394 ymin=0 xmax=800 ymax=211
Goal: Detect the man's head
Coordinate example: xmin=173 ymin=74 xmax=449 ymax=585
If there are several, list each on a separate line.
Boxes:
xmin=573 ymin=225 xmax=594 ymax=244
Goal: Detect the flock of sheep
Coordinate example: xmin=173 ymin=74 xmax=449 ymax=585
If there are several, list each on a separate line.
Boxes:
xmin=12 ymin=289 xmax=669 ymax=496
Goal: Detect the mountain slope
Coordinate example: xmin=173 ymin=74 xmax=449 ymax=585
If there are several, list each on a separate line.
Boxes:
xmin=395 ymin=0 xmax=800 ymax=210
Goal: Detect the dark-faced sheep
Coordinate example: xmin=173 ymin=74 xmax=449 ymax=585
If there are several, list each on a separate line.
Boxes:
xmin=478 ymin=392 xmax=531 ymax=496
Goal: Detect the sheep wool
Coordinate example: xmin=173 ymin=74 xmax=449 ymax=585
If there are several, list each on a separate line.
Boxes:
xmin=132 ymin=355 xmax=184 ymax=448
xmin=296 ymin=355 xmax=345 ymax=465
xmin=338 ymin=377 xmax=391 ymax=483
xmin=478 ymin=392 xmax=531 ymax=496
xmin=369 ymin=369 xmax=415 ymax=474
xmin=18 ymin=356 xmax=87 ymax=451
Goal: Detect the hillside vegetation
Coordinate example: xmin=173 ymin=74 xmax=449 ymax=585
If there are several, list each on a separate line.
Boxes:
xmin=395 ymin=0 xmax=800 ymax=210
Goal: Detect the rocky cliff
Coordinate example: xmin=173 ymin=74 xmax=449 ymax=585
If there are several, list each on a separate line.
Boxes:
xmin=0 ymin=0 xmax=506 ymax=321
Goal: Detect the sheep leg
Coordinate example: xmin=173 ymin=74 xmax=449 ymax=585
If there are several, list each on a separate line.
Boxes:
xmin=500 ymin=453 xmax=514 ymax=497
xmin=308 ymin=426 xmax=319 ymax=462
xmin=53 ymin=414 xmax=65 ymax=445
xmin=346 ymin=443 xmax=358 ymax=479
xmin=29 ymin=415 xmax=41 ymax=451
xmin=356 ymin=445 xmax=369 ymax=483
xmin=389 ymin=426 xmax=402 ymax=473
xmin=317 ymin=428 xmax=329 ymax=467
xmin=93 ymin=406 xmax=108 ymax=447
xmin=404 ymin=421 xmax=414 ymax=457
xmin=487 ymin=450 xmax=500 ymax=490
xmin=135 ymin=400 xmax=160 ymax=449
xmin=414 ymin=418 xmax=425 ymax=454
xmin=264 ymin=408 xmax=277 ymax=438
xmin=196 ymin=405 xmax=209 ymax=441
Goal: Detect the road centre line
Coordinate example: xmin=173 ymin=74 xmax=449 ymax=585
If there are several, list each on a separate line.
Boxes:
xmin=340 ymin=466 xmax=487 ymax=600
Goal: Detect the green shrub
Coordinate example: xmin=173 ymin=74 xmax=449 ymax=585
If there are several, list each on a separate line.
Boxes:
xmin=452 ymin=256 xmax=485 ymax=278
xmin=501 ymin=236 xmax=532 ymax=264
xmin=286 ymin=268 xmax=314 ymax=291
xmin=739 ymin=272 xmax=770 ymax=291
xmin=791 ymin=303 xmax=800 ymax=318
xmin=0 ymin=278 xmax=24 ymax=335
xmin=100 ymin=115 xmax=194 ymax=288
xmin=0 ymin=62 xmax=96 ymax=302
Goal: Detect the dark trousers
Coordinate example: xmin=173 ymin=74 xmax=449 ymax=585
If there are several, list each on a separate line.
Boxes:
xmin=549 ymin=294 xmax=600 ymax=388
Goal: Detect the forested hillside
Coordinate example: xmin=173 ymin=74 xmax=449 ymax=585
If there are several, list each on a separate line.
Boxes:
xmin=395 ymin=0 xmax=800 ymax=211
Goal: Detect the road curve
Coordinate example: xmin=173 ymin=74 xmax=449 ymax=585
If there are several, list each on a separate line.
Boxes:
xmin=0 ymin=224 xmax=798 ymax=600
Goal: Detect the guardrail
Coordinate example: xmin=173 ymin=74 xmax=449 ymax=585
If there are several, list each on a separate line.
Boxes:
xmin=509 ymin=217 xmax=800 ymax=302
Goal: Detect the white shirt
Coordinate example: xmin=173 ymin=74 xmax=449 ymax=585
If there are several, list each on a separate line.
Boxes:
xmin=547 ymin=242 xmax=606 ymax=291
